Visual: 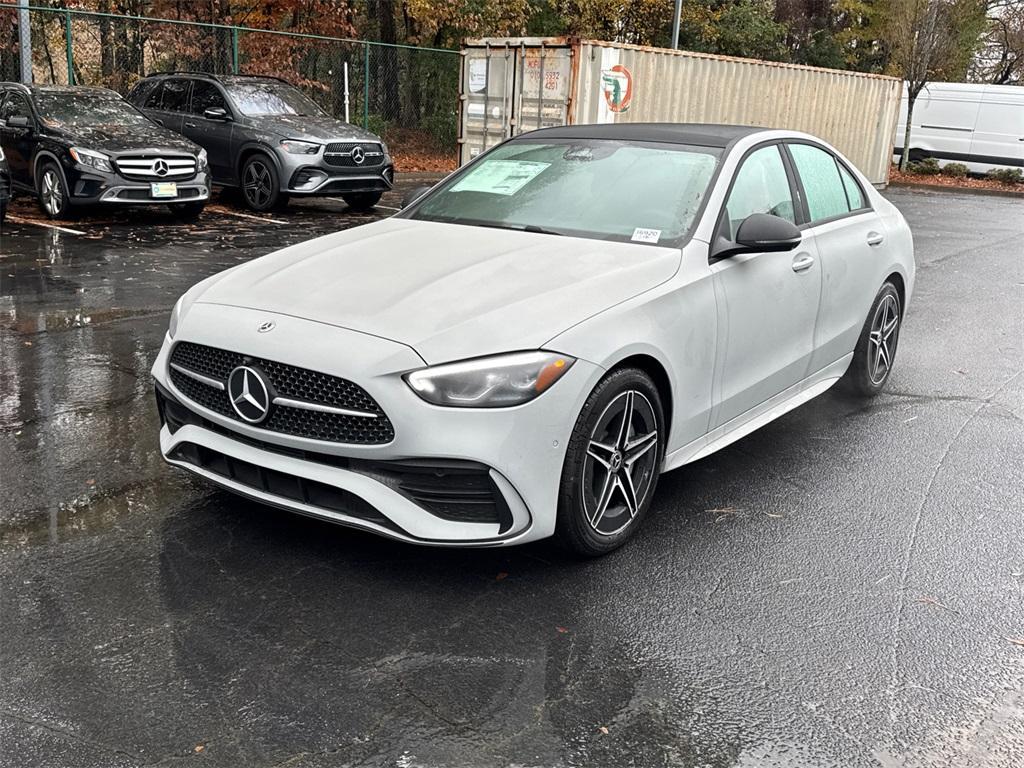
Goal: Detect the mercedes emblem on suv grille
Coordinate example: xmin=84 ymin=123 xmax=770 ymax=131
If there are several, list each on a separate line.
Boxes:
xmin=351 ymin=146 xmax=365 ymax=165
xmin=227 ymin=365 xmax=272 ymax=424
xmin=154 ymin=159 xmax=169 ymax=177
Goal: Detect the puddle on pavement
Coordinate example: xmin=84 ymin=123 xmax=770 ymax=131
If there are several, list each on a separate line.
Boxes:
xmin=0 ymin=306 xmax=164 ymax=334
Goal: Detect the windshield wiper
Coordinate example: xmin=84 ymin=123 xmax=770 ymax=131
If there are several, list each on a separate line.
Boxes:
xmin=418 ymin=215 xmax=564 ymax=236
xmin=521 ymin=224 xmax=563 ymax=236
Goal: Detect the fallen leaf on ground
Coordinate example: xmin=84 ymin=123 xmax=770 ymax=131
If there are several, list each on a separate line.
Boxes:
xmin=598 ymin=726 xmax=609 ymax=735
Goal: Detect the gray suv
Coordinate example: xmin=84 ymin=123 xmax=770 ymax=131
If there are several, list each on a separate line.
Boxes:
xmin=128 ymin=73 xmax=394 ymax=212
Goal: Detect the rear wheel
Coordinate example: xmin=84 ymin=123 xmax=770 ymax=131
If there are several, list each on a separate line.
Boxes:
xmin=169 ymin=201 xmax=206 ymax=221
xmin=342 ymin=191 xmax=382 ymax=212
xmin=842 ymin=282 xmax=902 ymax=397
xmin=556 ymin=368 xmax=664 ymax=557
xmin=37 ymin=162 xmax=72 ymax=219
xmin=241 ymin=155 xmax=283 ymax=212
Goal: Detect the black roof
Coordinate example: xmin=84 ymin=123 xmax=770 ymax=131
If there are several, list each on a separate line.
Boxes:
xmin=517 ymin=122 xmax=768 ymax=148
xmin=143 ymin=71 xmax=286 ymax=85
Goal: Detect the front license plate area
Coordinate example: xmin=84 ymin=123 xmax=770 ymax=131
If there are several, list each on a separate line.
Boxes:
xmin=150 ymin=182 xmax=178 ymax=198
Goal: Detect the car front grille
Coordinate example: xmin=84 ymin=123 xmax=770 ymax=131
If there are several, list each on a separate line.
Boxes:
xmin=168 ymin=341 xmax=395 ymax=445
xmin=115 ymin=154 xmax=197 ymax=180
xmin=323 ymin=142 xmax=385 ymax=168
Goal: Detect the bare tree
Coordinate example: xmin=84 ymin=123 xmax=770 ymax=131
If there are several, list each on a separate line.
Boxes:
xmin=880 ymin=0 xmax=988 ymax=170
xmin=970 ymin=0 xmax=1024 ymax=83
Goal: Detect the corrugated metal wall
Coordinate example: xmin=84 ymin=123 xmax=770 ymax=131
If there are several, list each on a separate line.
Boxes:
xmin=460 ymin=38 xmax=902 ymax=186
xmin=573 ymin=41 xmax=901 ymax=186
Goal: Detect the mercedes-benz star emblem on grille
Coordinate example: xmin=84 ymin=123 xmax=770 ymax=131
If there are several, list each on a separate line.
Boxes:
xmin=227 ymin=365 xmax=271 ymax=424
xmin=351 ymin=146 xmax=365 ymax=164
xmin=154 ymin=159 xmax=169 ymax=177
xmin=257 ymin=320 xmax=276 ymax=333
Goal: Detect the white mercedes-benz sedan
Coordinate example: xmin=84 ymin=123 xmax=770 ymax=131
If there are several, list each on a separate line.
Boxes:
xmin=153 ymin=123 xmax=914 ymax=556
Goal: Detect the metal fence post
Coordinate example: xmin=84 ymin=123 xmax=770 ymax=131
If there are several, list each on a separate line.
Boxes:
xmin=231 ymin=27 xmax=239 ymax=73
xmin=65 ymin=11 xmax=74 ymax=84
xmin=363 ymin=41 xmax=370 ymax=130
xmin=17 ymin=0 xmax=31 ymax=84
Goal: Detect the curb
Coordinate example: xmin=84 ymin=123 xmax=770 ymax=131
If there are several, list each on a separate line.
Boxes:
xmin=888 ymin=181 xmax=1024 ymax=199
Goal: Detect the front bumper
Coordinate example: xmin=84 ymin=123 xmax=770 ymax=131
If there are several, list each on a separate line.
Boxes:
xmin=151 ymin=303 xmax=600 ymax=547
xmin=67 ymin=166 xmax=211 ymax=206
xmin=279 ymin=153 xmax=394 ymax=196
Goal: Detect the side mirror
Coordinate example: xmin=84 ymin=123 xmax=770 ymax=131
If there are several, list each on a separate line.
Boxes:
xmin=5 ymin=115 xmax=31 ymax=131
xmin=401 ymin=184 xmax=433 ymax=209
xmin=711 ymin=213 xmax=801 ymax=261
xmin=203 ymin=107 xmax=231 ymax=121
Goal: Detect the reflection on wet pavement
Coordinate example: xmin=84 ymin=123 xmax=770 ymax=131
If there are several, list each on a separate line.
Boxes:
xmin=1 ymin=185 xmax=1022 ymax=767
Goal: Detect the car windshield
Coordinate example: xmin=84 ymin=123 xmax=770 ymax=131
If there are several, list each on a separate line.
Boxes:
xmin=225 ymin=82 xmax=326 ymax=117
xmin=408 ymin=139 xmax=721 ymax=244
xmin=35 ymin=91 xmax=151 ymax=128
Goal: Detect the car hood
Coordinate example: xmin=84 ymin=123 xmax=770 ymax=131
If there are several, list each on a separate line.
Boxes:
xmin=53 ymin=122 xmax=201 ymax=155
xmin=246 ymin=114 xmax=382 ymax=143
xmin=193 ymin=218 xmax=681 ymax=364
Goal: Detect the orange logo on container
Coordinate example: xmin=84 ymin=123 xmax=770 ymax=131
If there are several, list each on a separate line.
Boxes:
xmin=601 ymin=65 xmax=632 ymax=113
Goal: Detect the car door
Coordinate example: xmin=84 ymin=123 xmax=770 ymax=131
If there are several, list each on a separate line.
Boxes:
xmin=786 ymin=141 xmax=882 ymax=373
xmin=709 ymin=143 xmax=822 ymax=429
xmin=0 ymin=91 xmax=37 ymax=190
xmin=144 ymin=78 xmax=190 ymax=134
xmin=182 ymin=79 xmax=235 ymax=183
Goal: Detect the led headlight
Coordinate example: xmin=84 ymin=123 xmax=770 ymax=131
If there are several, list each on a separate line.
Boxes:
xmin=0 ymin=146 xmax=5 ymax=162
xmin=280 ymin=139 xmax=320 ymax=155
xmin=167 ymin=297 xmax=182 ymax=339
xmin=405 ymin=351 xmax=575 ymax=408
xmin=69 ymin=147 xmax=113 ymax=173
xmin=197 ymin=148 xmax=208 ymax=171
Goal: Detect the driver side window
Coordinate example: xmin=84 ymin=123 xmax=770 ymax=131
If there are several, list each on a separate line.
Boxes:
xmin=0 ymin=93 xmax=32 ymax=123
xmin=722 ymin=145 xmax=795 ymax=240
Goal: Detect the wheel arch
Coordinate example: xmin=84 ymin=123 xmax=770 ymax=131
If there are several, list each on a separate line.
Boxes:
xmin=605 ymin=353 xmax=674 ymax=447
xmin=32 ymin=150 xmax=67 ymax=188
xmin=237 ymin=144 xmax=282 ymax=179
xmin=885 ymin=271 xmax=906 ymax=310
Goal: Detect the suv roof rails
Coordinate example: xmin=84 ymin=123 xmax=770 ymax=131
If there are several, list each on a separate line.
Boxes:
xmin=0 ymin=81 xmax=33 ymax=93
xmin=143 ymin=71 xmax=289 ymax=84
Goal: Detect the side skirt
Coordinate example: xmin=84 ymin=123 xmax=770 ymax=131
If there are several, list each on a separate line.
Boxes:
xmin=662 ymin=353 xmax=853 ymax=472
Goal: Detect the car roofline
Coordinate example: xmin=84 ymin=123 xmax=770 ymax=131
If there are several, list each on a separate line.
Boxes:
xmin=142 ymin=71 xmax=292 ymax=86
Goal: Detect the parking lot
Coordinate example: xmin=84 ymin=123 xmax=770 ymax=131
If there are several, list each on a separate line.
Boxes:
xmin=1 ymin=183 xmax=1022 ymax=767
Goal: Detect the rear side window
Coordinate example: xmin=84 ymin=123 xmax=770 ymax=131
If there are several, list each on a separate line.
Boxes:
xmin=789 ymin=143 xmax=849 ymax=223
xmin=190 ymin=81 xmax=227 ymax=115
xmin=837 ymin=162 xmax=866 ymax=210
xmin=0 ymin=92 xmax=32 ymax=122
xmin=143 ymin=82 xmax=165 ymax=109
xmin=154 ymin=79 xmax=190 ymax=112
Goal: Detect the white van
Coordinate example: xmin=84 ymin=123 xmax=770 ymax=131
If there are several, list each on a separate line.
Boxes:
xmin=893 ymin=82 xmax=1024 ymax=173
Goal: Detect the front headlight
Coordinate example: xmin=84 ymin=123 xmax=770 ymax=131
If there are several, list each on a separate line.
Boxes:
xmin=168 ymin=297 xmax=182 ymax=339
xmin=280 ymin=139 xmax=320 ymax=155
xmin=405 ymin=351 xmax=576 ymax=408
xmin=380 ymin=142 xmax=390 ymax=157
xmin=69 ymin=147 xmax=113 ymax=173
xmin=0 ymin=146 xmax=5 ymax=162
xmin=197 ymin=148 xmax=208 ymax=170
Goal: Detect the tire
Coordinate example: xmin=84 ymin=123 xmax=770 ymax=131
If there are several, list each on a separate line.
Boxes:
xmin=842 ymin=282 xmax=902 ymax=397
xmin=556 ymin=367 xmax=665 ymax=557
xmin=37 ymin=162 xmax=73 ymax=220
xmin=169 ymin=201 xmax=206 ymax=221
xmin=342 ymin=191 xmax=382 ymax=212
xmin=240 ymin=155 xmax=283 ymax=212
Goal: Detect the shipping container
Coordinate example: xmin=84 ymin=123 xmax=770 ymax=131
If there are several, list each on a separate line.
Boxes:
xmin=459 ymin=37 xmax=902 ymax=186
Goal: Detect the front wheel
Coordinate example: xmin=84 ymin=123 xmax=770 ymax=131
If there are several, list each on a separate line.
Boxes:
xmin=37 ymin=163 xmax=73 ymax=219
xmin=842 ymin=282 xmax=902 ymax=397
xmin=556 ymin=368 xmax=664 ymax=557
xmin=342 ymin=191 xmax=382 ymax=212
xmin=241 ymin=155 xmax=283 ymax=212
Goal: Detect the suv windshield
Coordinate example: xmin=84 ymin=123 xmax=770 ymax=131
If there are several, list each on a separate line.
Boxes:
xmin=35 ymin=91 xmax=151 ymax=128
xmin=408 ymin=139 xmax=721 ymax=244
xmin=225 ymin=82 xmax=326 ymax=117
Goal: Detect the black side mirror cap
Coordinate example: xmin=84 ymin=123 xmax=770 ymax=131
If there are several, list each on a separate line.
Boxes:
xmin=401 ymin=184 xmax=433 ymax=209
xmin=203 ymin=107 xmax=231 ymax=121
xmin=711 ymin=213 xmax=802 ymax=261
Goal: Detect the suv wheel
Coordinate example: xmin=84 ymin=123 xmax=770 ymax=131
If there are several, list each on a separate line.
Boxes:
xmin=342 ymin=192 xmax=382 ymax=212
xmin=241 ymin=155 xmax=283 ymax=212
xmin=37 ymin=163 xmax=72 ymax=219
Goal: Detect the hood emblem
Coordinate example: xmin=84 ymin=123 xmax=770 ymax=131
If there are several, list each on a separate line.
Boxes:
xmin=227 ymin=365 xmax=272 ymax=424
xmin=351 ymin=146 xmax=365 ymax=165
xmin=153 ymin=159 xmax=169 ymax=177
xmin=257 ymin=320 xmax=276 ymax=333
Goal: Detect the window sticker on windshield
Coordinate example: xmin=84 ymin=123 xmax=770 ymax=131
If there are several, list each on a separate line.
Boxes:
xmin=451 ymin=160 xmax=550 ymax=196
xmin=631 ymin=228 xmax=662 ymax=244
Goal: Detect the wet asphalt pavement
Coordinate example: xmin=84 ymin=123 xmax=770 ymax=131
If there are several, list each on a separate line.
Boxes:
xmin=1 ymin=182 xmax=1022 ymax=768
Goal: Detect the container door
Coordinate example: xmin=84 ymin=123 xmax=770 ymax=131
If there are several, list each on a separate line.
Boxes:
xmin=459 ymin=43 xmax=572 ymax=166
xmin=459 ymin=45 xmax=516 ymax=166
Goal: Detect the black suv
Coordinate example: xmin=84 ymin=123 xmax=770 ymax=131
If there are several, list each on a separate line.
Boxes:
xmin=0 ymin=84 xmax=210 ymax=219
xmin=128 ymin=73 xmax=394 ymax=212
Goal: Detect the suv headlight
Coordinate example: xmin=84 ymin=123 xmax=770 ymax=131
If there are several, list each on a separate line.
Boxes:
xmin=197 ymin=148 xmax=208 ymax=171
xmin=405 ymin=351 xmax=576 ymax=408
xmin=69 ymin=147 xmax=113 ymax=173
xmin=280 ymin=139 xmax=320 ymax=155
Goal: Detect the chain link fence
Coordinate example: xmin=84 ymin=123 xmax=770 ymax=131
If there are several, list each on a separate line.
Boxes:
xmin=0 ymin=5 xmax=460 ymax=168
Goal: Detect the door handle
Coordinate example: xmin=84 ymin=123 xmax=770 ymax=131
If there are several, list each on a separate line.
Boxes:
xmin=792 ymin=253 xmax=815 ymax=273
xmin=154 ymin=119 xmax=164 ymax=125
xmin=867 ymin=231 xmax=885 ymax=246
xmin=184 ymin=122 xmax=197 ymax=129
